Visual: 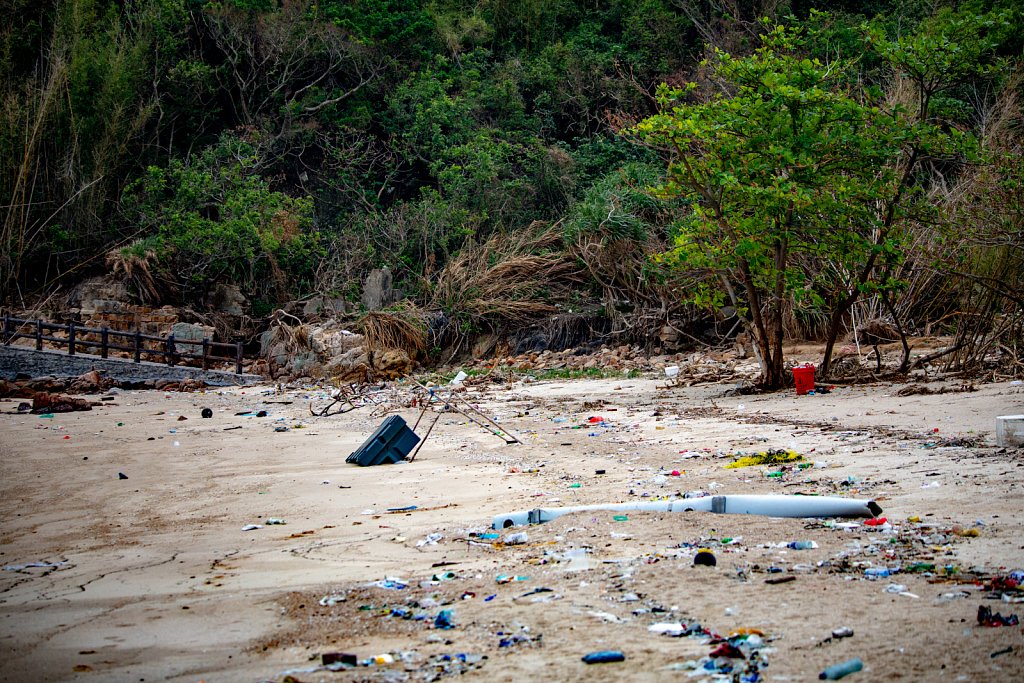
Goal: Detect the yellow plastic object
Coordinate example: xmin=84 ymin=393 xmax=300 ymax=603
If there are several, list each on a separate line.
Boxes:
xmin=724 ymin=449 xmax=803 ymax=469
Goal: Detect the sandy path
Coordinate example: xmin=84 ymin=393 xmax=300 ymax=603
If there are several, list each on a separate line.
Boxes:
xmin=1 ymin=376 xmax=1023 ymax=682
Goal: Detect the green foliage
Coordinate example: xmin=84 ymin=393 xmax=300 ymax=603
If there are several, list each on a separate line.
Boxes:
xmin=122 ymin=133 xmax=321 ymax=302
xmin=563 ymin=163 xmax=666 ymax=242
xmin=322 ymin=0 xmax=435 ymax=49
xmin=635 ymin=22 xmax=970 ymax=386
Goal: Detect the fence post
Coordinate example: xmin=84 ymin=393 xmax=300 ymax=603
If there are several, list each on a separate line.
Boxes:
xmin=235 ymin=341 xmax=243 ymax=375
xmin=36 ymin=319 xmax=42 ymax=350
xmin=134 ymin=331 xmax=142 ymax=363
xmin=202 ymin=338 xmax=210 ymax=371
xmin=166 ymin=333 xmax=176 ymax=366
xmin=101 ymin=327 xmax=109 ymax=359
xmin=68 ymin=322 xmax=76 ymax=356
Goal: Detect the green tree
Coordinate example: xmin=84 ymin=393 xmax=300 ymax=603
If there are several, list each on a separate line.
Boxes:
xmin=121 ymin=133 xmax=320 ymax=304
xmin=635 ymin=24 xmax=957 ymax=389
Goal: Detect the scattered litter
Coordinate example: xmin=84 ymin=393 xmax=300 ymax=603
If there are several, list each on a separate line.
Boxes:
xmin=434 ymin=609 xmax=455 ymax=629
xmin=582 ymin=650 xmax=625 ymax=664
xmin=819 ymin=657 xmax=863 ymax=679
xmin=319 ymin=595 xmax=346 ymax=606
xmin=978 ymin=605 xmax=1019 ymax=627
xmin=3 ymin=561 xmax=67 ymax=572
xmin=694 ymin=549 xmax=717 ymax=567
xmin=416 ymin=533 xmax=443 ymax=547
xmin=725 ymin=449 xmax=803 ymax=469
xmin=766 ymin=575 xmax=796 ymax=585
xmin=496 ymin=575 xmax=529 ymax=584
xmin=503 ymin=532 xmax=529 ymax=545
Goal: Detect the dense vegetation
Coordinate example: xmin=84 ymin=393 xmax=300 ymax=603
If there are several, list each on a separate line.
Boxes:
xmin=2 ymin=0 xmax=1022 ymax=386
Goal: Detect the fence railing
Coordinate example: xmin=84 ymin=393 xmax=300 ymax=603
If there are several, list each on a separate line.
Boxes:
xmin=1 ymin=315 xmax=245 ymax=374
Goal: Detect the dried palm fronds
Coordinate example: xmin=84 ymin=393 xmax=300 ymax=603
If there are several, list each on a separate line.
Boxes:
xmin=359 ymin=302 xmax=427 ymax=359
xmin=106 ymin=239 xmax=161 ymax=303
xmin=429 ymin=225 xmax=581 ymax=330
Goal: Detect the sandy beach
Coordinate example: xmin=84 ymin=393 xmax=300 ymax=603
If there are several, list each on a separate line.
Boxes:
xmin=2 ymin=367 xmax=1023 ymax=682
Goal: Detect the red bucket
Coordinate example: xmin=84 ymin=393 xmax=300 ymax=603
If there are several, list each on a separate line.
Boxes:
xmin=792 ymin=364 xmax=816 ymax=395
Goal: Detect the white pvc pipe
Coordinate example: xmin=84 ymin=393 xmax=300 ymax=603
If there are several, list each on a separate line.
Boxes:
xmin=492 ymin=495 xmax=882 ymax=529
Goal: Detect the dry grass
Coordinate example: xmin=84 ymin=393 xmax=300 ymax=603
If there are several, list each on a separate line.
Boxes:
xmin=358 ymin=302 xmax=427 ymax=359
xmin=106 ymin=240 xmax=160 ymax=303
xmin=429 ymin=225 xmax=581 ymax=330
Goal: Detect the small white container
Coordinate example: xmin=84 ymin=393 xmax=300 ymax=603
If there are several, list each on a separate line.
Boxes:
xmin=996 ymin=415 xmax=1024 ymax=447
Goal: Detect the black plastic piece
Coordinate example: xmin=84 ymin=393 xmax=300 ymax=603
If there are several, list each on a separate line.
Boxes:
xmin=346 ymin=415 xmax=420 ymax=466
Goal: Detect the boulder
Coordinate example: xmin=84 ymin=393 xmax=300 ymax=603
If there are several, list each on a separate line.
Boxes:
xmin=361 ymin=268 xmax=398 ymax=311
xmin=309 ymin=327 xmax=363 ymax=359
xmin=32 ymin=392 xmax=92 ymax=413
xmin=69 ymin=276 xmax=131 ymax=315
xmin=171 ymin=322 xmax=215 ymax=348
xmin=67 ymin=370 xmax=114 ymax=394
xmin=326 ymin=347 xmax=370 ymax=383
xmin=371 ymin=348 xmax=414 ymax=379
xmin=302 ymin=296 xmax=348 ymax=318
xmin=0 ymin=379 xmax=18 ymax=398
xmin=209 ymin=283 xmax=247 ymax=316
xmin=25 ymin=376 xmax=68 ymax=393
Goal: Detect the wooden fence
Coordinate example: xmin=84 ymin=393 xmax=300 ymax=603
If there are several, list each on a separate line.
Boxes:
xmin=1 ymin=315 xmax=244 ymax=374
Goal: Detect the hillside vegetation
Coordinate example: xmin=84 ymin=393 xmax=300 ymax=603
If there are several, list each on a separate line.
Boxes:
xmin=2 ymin=0 xmax=1022 ymax=387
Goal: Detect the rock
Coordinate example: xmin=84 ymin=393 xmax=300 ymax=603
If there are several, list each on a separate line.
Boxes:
xmin=309 ymin=327 xmax=363 ymax=359
xmin=371 ymin=348 xmax=414 ymax=379
xmin=0 ymin=379 xmax=18 ymax=398
xmin=328 ymin=347 xmax=371 ymax=383
xmin=209 ymin=283 xmax=247 ymax=316
xmin=179 ymin=379 xmax=207 ymax=392
xmin=31 ymin=392 xmax=92 ymax=413
xmin=302 ymin=297 xmax=348 ymax=319
xmin=286 ymin=351 xmax=319 ymax=376
xmin=171 ymin=322 xmax=215 ymax=351
xmin=69 ymin=276 xmax=131 ymax=314
xmin=67 ymin=369 xmax=113 ymax=394
xmin=26 ymin=376 xmax=67 ymax=393
xmin=361 ymin=268 xmax=399 ymax=311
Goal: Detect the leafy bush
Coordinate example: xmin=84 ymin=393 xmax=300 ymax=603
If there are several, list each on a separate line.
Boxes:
xmin=122 ymin=133 xmax=321 ymax=304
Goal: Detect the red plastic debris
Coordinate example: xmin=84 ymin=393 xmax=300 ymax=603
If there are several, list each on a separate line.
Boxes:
xmin=978 ymin=605 xmax=1019 ymax=627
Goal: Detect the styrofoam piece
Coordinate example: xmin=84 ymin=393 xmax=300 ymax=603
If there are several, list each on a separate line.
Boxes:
xmin=492 ymin=494 xmax=883 ymax=529
xmin=996 ymin=415 xmax=1024 ymax=448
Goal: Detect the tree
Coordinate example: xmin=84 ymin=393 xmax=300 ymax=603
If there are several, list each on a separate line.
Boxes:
xmin=812 ymin=7 xmax=1007 ymax=377
xmin=121 ymin=132 xmax=320 ymax=306
xmin=635 ymin=24 xmax=946 ymax=389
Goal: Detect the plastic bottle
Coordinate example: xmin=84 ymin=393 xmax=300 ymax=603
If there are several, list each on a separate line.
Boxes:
xmin=582 ymin=650 xmax=625 ymax=664
xmin=864 ymin=567 xmax=891 ymax=579
xmin=787 ymin=540 xmax=818 ymax=550
xmin=819 ymin=657 xmax=863 ymax=679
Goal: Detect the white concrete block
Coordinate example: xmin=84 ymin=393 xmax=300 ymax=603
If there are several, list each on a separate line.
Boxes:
xmin=996 ymin=415 xmax=1024 ymax=448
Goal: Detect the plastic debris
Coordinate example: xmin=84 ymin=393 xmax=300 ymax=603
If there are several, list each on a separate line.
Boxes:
xmin=978 ymin=604 xmax=1019 ymax=627
xmin=820 ymin=657 xmax=863 ymax=680
xmin=725 ymin=449 xmax=803 ymax=469
xmin=582 ymin=650 xmax=625 ymax=664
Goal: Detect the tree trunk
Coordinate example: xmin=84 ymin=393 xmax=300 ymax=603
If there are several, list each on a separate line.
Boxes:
xmin=880 ymin=292 xmax=912 ymax=373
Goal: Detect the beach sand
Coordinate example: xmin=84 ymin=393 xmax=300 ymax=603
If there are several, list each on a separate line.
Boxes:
xmin=2 ymin=368 xmax=1023 ymax=682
